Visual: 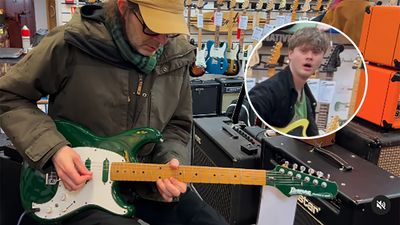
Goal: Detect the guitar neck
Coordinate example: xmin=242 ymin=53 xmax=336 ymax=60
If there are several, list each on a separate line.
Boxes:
xmin=227 ymin=7 xmax=234 ymax=49
xmin=197 ymin=8 xmax=203 ymax=50
xmin=110 ymin=162 xmax=267 ymax=186
xmin=348 ymin=66 xmax=361 ymax=117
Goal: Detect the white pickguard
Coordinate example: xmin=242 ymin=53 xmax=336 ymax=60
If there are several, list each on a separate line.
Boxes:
xmin=195 ymin=45 xmax=207 ymax=68
xmin=32 ymin=147 xmax=127 ymax=220
xmin=226 ymin=43 xmax=240 ymax=60
xmin=239 ymin=45 xmax=254 ymax=74
xmin=208 ymin=42 xmax=227 ymax=59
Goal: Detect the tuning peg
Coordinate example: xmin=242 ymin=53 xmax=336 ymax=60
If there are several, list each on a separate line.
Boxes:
xmin=326 ymin=174 xmax=331 ymax=180
xmin=300 ymin=166 xmax=306 ymax=173
xmin=308 ymin=168 xmax=315 ymax=175
xmin=312 ymin=179 xmax=319 ymax=186
xmin=283 ymin=161 xmax=289 ymax=168
xmin=321 ymin=182 xmax=327 ymax=189
xmin=316 ymin=171 xmax=324 ymax=178
xmin=292 ymin=163 xmax=298 ymax=170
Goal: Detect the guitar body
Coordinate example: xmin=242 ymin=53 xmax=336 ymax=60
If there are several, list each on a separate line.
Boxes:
xmin=239 ymin=44 xmax=254 ymax=75
xmin=190 ymin=45 xmax=207 ymax=77
xmin=205 ymin=40 xmax=229 ymax=74
xmin=225 ymin=43 xmax=240 ymax=76
xmin=20 ymin=120 xmax=162 ymax=223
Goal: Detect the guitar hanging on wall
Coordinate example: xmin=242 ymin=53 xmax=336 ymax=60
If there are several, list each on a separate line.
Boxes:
xmin=190 ymin=0 xmax=207 ymax=77
xmin=205 ymin=0 xmax=229 ymax=74
xmin=267 ymin=41 xmax=283 ymax=77
xmin=291 ymin=0 xmax=300 ymax=22
xmin=316 ymin=44 xmax=345 ymax=132
xmin=237 ymin=0 xmax=252 ymax=75
xmin=20 ymin=120 xmax=338 ymax=224
xmin=224 ymin=0 xmax=240 ymax=76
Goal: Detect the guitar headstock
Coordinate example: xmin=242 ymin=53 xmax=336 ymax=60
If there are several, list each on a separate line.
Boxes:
xmin=313 ymin=0 xmax=323 ymax=11
xmin=197 ymin=0 xmax=204 ymax=8
xmin=266 ymin=0 xmax=274 ymax=11
xmin=388 ymin=0 xmax=397 ymax=6
xmin=321 ymin=44 xmax=344 ymax=72
xmin=256 ymin=0 xmax=264 ymax=11
xmin=291 ymin=0 xmax=299 ymax=21
xmin=267 ymin=41 xmax=283 ymax=65
xmin=301 ymin=0 xmax=312 ymax=12
xmin=229 ymin=0 xmax=237 ymax=9
xmin=291 ymin=0 xmax=299 ymax=11
xmin=242 ymin=0 xmax=250 ymax=10
xmin=268 ymin=164 xmax=338 ymax=199
xmin=325 ymin=0 xmax=333 ymax=10
xmin=352 ymin=55 xmax=363 ymax=70
xmin=279 ymin=0 xmax=287 ymax=10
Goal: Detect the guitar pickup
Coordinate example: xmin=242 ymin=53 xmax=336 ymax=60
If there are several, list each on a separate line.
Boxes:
xmin=45 ymin=171 xmax=60 ymax=185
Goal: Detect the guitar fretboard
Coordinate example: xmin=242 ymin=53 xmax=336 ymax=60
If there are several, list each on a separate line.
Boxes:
xmin=110 ymin=162 xmax=266 ymax=186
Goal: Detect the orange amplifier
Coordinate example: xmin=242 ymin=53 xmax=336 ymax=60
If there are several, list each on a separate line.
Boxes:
xmin=356 ymin=64 xmax=400 ymax=129
xmin=359 ymin=6 xmax=400 ymax=69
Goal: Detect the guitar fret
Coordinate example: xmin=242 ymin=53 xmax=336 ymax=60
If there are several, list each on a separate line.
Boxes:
xmin=110 ymin=163 xmax=266 ymax=186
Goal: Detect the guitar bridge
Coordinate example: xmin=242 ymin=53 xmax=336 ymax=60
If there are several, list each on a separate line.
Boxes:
xmin=45 ymin=171 xmax=59 ymax=185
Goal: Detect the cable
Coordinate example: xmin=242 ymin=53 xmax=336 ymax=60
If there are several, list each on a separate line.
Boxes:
xmin=16 ymin=208 xmax=39 ymax=225
xmin=16 ymin=210 xmax=28 ymax=225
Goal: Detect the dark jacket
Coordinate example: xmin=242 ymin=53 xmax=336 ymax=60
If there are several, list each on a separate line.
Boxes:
xmin=0 ymin=5 xmax=195 ymax=201
xmin=248 ymin=66 xmax=318 ymax=136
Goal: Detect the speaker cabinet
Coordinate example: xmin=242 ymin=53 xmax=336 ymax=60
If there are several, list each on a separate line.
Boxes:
xmin=263 ymin=136 xmax=400 ymax=225
xmin=192 ymin=117 xmax=261 ymax=225
xmin=215 ymin=77 xmax=243 ymax=115
xmin=336 ymin=117 xmax=400 ymax=177
xmin=191 ymin=79 xmax=221 ymax=117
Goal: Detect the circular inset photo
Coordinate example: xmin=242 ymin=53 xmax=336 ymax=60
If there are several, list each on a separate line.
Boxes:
xmin=245 ymin=21 xmax=367 ymax=139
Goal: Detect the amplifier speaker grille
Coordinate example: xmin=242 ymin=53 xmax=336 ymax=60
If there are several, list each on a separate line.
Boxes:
xmin=378 ymin=146 xmax=400 ymax=177
xmin=192 ymin=144 xmax=233 ymax=222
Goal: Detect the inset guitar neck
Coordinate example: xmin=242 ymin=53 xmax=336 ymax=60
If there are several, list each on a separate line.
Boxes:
xmin=111 ymin=163 xmax=266 ymax=186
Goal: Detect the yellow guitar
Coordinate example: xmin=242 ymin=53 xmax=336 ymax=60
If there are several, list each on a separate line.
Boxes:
xmin=274 ymin=119 xmax=310 ymax=137
xmin=225 ymin=0 xmax=240 ymax=76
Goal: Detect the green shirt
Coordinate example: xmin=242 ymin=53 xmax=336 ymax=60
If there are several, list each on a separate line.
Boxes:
xmin=291 ymin=89 xmax=308 ymax=122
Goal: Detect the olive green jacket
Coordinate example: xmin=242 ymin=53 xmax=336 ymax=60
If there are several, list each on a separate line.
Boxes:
xmin=0 ymin=8 xmax=195 ymax=201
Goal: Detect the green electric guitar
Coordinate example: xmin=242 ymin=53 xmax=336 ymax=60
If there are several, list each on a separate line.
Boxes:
xmin=20 ymin=120 xmax=338 ymax=223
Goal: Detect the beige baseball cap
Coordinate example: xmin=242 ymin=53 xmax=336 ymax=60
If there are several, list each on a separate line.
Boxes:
xmin=128 ymin=0 xmax=189 ymax=35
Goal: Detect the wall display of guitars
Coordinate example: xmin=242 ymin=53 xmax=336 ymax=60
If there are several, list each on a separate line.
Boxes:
xmin=186 ymin=0 xmax=333 ymax=76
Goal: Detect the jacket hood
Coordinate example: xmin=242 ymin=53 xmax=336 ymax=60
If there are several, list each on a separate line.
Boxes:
xmin=64 ymin=4 xmax=194 ymax=70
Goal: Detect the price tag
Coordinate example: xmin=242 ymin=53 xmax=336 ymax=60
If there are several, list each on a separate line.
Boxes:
xmin=299 ymin=16 xmax=309 ymax=21
xmin=275 ymin=15 xmax=286 ymax=26
xmin=197 ymin=13 xmax=204 ymax=28
xmin=238 ymin=15 xmax=248 ymax=30
xmin=214 ymin=11 xmax=223 ymax=26
xmin=252 ymin=27 xmax=264 ymax=41
xmin=285 ymin=15 xmax=292 ymax=24
xmin=262 ymin=24 xmax=275 ymax=36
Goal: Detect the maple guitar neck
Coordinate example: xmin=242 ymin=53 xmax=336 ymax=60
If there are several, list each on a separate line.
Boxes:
xmin=111 ymin=163 xmax=267 ymax=185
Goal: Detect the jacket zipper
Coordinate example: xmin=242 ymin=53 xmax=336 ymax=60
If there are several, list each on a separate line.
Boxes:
xmin=136 ymin=74 xmax=143 ymax=96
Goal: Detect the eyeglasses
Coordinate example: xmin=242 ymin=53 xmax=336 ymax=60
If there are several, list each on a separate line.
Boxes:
xmin=131 ymin=10 xmax=180 ymax=38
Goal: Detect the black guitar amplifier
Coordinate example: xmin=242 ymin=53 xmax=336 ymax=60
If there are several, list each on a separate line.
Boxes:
xmin=0 ymin=134 xmax=37 ymax=225
xmin=215 ymin=77 xmax=243 ymax=115
xmin=192 ymin=117 xmax=262 ymax=225
xmin=190 ymin=79 xmax=221 ymax=117
xmin=336 ymin=117 xmax=400 ymax=177
xmin=262 ymin=136 xmax=400 ymax=225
